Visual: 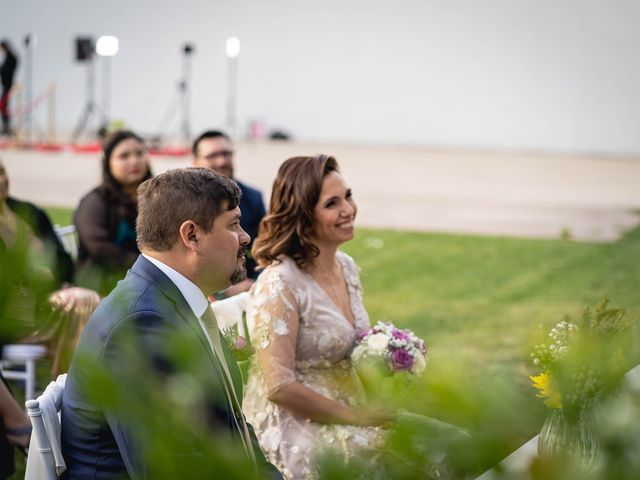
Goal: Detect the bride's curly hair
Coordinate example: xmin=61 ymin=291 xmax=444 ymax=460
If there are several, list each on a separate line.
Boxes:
xmin=253 ymin=154 xmax=338 ymax=271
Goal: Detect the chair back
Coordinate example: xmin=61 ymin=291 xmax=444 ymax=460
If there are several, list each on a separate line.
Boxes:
xmin=24 ymin=374 xmax=67 ymax=480
xmin=54 ymin=224 xmax=78 ymax=260
xmin=210 ymin=292 xmax=249 ymax=338
xmin=0 ymin=344 xmax=48 ymax=401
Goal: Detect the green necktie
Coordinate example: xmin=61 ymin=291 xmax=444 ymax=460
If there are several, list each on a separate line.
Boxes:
xmin=201 ymin=305 xmax=258 ymax=473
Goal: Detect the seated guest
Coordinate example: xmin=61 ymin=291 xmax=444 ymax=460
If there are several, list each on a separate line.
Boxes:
xmin=74 ymin=130 xmax=152 ymax=296
xmin=0 ymin=158 xmax=73 ymax=286
xmin=192 ymin=130 xmax=266 ymax=297
xmin=0 ymin=158 xmax=98 ymax=476
xmin=1 ymin=156 xmax=67 ymax=344
xmin=0 ymin=157 xmax=100 ymax=374
xmin=62 ymin=168 xmax=282 ymax=479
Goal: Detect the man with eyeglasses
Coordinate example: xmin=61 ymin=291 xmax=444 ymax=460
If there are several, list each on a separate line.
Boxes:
xmin=192 ymin=130 xmax=266 ymax=296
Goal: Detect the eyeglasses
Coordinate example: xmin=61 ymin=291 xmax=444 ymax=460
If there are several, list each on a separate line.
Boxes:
xmin=202 ymin=150 xmax=233 ymax=161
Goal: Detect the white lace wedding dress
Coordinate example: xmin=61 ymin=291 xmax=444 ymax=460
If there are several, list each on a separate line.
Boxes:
xmin=243 ymin=251 xmax=383 ymax=479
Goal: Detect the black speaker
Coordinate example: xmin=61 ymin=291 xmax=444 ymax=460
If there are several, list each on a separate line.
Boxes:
xmin=75 ymin=37 xmax=94 ymax=62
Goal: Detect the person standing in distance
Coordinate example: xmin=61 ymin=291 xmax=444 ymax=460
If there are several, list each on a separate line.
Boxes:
xmin=192 ymin=130 xmax=266 ymax=296
xmin=0 ymin=40 xmax=18 ymax=136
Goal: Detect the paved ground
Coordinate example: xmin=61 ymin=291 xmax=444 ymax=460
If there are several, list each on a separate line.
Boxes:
xmin=2 ymin=141 xmax=639 ymax=242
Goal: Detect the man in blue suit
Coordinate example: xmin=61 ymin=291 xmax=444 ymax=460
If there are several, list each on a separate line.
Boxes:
xmin=61 ymin=168 xmax=282 ymax=479
xmin=191 ymin=130 xmax=266 ymax=297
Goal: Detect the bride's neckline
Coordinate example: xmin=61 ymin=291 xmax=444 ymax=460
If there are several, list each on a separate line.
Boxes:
xmin=305 ymin=254 xmax=356 ymax=329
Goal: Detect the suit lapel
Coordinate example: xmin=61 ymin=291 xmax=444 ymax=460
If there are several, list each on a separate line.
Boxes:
xmin=129 ymin=257 xmax=257 ymax=472
xmin=130 ymin=256 xmax=256 ymax=471
xmin=129 ymin=256 xmax=218 ymax=368
xmin=130 ymin=257 xmax=244 ymax=404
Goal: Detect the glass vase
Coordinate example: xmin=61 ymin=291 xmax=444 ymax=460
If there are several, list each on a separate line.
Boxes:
xmin=538 ymin=407 xmax=600 ymax=470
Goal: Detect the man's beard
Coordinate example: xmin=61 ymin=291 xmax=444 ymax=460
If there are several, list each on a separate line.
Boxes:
xmin=230 ymin=246 xmax=248 ymax=284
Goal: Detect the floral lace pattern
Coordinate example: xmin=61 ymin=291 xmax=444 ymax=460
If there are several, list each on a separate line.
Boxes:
xmin=243 ymin=252 xmax=382 ymax=479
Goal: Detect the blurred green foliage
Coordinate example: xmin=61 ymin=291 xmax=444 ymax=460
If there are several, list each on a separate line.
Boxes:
xmin=5 ymin=209 xmax=637 ymax=479
xmin=340 ymin=226 xmax=640 ymax=477
xmin=0 ymin=226 xmax=56 ymax=344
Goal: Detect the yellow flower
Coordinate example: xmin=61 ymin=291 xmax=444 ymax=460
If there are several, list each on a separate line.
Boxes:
xmin=530 ymin=372 xmax=562 ymax=409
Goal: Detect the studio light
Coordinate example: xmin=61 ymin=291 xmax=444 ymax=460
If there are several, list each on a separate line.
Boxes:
xmin=22 ymin=33 xmax=38 ymax=145
xmin=225 ymin=37 xmax=240 ymax=58
xmin=225 ymin=37 xmax=240 ymax=138
xmin=96 ymin=36 xmax=119 ymax=57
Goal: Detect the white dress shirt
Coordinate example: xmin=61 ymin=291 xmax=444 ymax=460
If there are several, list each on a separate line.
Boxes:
xmin=142 ymin=254 xmax=214 ymax=352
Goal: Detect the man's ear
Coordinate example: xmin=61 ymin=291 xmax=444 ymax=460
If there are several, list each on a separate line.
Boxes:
xmin=178 ymin=220 xmax=199 ymax=251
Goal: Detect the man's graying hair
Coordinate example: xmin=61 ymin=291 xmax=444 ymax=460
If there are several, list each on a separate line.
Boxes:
xmin=136 ymin=168 xmax=241 ymax=251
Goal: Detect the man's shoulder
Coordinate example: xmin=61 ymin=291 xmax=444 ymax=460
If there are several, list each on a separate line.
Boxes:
xmin=104 ymin=266 xmax=174 ymax=313
xmin=90 ymin=267 xmax=173 ymax=325
xmin=235 ymin=179 xmax=265 ymax=218
xmin=235 ymin=179 xmax=262 ymax=198
xmin=74 ymin=274 xmax=175 ymax=364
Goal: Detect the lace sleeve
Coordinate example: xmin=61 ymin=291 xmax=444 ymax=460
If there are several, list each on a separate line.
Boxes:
xmin=249 ymin=268 xmax=299 ymax=397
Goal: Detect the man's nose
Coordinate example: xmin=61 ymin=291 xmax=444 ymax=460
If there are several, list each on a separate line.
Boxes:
xmin=239 ymin=227 xmax=250 ymax=245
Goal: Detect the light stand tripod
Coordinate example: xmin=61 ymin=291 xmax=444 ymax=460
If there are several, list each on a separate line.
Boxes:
xmin=71 ymin=38 xmax=107 ymax=143
xmin=225 ymin=37 xmax=240 ymax=139
xmin=157 ymin=43 xmax=194 ymax=147
xmin=180 ymin=43 xmax=193 ymax=145
xmin=17 ymin=34 xmax=49 ymax=146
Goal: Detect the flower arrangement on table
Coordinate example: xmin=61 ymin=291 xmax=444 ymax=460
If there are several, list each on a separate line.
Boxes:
xmin=351 ymin=321 xmax=427 ymax=376
xmin=530 ymin=299 xmax=635 ymax=467
xmin=530 ymin=299 xmax=632 ymax=416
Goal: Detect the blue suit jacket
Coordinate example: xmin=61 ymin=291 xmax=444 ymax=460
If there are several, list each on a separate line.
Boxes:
xmin=236 ymin=180 xmax=266 ymax=280
xmin=61 ymin=256 xmax=281 ymax=479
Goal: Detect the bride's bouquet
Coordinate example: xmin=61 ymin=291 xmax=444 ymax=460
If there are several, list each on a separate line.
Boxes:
xmin=351 ymin=322 xmax=427 ymax=375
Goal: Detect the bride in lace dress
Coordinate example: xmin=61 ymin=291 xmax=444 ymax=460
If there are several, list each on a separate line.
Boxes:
xmin=243 ymin=155 xmax=395 ymax=479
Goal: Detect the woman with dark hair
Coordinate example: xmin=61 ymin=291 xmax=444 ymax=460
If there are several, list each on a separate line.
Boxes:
xmin=243 ymin=155 xmax=395 ymax=479
xmin=74 ymin=130 xmax=152 ymax=295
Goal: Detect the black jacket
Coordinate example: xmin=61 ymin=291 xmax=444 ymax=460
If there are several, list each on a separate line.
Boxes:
xmin=0 ymin=49 xmax=17 ymax=89
xmin=6 ymin=196 xmax=74 ymax=287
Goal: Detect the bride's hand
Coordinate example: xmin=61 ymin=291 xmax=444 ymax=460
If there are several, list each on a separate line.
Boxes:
xmin=355 ymin=404 xmax=397 ymax=427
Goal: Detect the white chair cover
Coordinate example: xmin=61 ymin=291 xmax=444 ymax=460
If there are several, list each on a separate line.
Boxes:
xmin=210 ymin=292 xmax=249 ymax=337
xmin=25 ymin=374 xmax=67 ymax=480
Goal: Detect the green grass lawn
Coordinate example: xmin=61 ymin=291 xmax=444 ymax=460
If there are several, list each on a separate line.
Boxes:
xmin=10 ymin=207 xmax=636 ymax=478
xmin=341 ymin=225 xmax=640 ymax=465
xmin=46 ymin=206 xmax=74 ymax=227
xmin=345 ymin=226 xmax=640 ymax=370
